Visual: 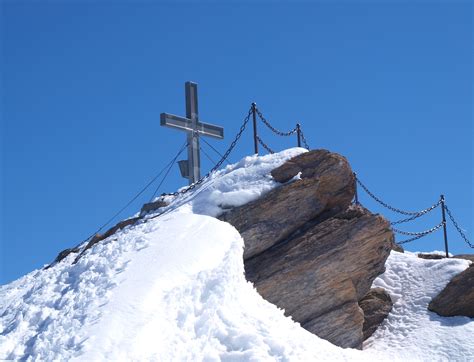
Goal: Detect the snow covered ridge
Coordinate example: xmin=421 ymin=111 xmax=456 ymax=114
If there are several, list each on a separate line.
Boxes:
xmin=161 ymin=147 xmax=309 ymax=217
xmin=1 ymin=148 xmax=473 ymax=360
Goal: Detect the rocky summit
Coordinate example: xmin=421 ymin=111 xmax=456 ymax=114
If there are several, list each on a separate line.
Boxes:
xmin=219 ymin=149 xmax=395 ymax=349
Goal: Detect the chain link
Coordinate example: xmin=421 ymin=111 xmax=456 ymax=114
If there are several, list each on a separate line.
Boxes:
xmin=164 ymin=107 xmax=253 ymax=197
xmin=356 ymin=176 xmax=440 ymax=216
xmin=444 ymin=204 xmax=474 ymax=248
xmin=256 ymin=135 xmax=275 ymax=154
xmin=255 ymin=107 xmax=297 ymax=136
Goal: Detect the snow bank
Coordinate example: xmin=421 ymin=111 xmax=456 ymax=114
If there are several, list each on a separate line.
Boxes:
xmin=1 ymin=148 xmax=473 ymax=361
xmin=0 ymin=211 xmax=360 ymax=360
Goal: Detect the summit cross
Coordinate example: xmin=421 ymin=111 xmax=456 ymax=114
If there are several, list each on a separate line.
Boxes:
xmin=160 ymin=82 xmax=224 ymax=185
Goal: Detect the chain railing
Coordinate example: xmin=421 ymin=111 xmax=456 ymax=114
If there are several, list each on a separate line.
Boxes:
xmin=444 ymin=204 xmax=474 ymax=248
xmin=390 ymin=201 xmax=441 ymax=225
xmin=251 ymin=105 xmax=311 ymax=154
xmin=299 ymin=127 xmax=310 ymax=150
xmin=256 ymin=135 xmax=275 ymax=154
xmin=255 ymin=108 xmax=297 ymax=136
xmin=355 ymin=176 xmax=440 ymax=216
xmin=354 ymin=174 xmax=471 ymax=255
xmin=392 ymin=221 xmax=445 ymax=245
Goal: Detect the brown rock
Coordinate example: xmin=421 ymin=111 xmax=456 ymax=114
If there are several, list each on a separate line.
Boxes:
xmin=418 ymin=253 xmax=445 ymax=260
xmin=359 ymin=288 xmax=393 ymax=340
xmin=73 ymin=216 xmax=140 ymax=263
xmin=303 ymin=299 xmax=365 ymax=349
xmin=219 ymin=149 xmax=355 ymax=259
xmin=140 ymin=199 xmax=168 ymax=216
xmin=391 ymin=242 xmax=404 ymax=253
xmin=428 ymin=266 xmax=474 ymax=318
xmin=244 ymin=205 xmax=393 ymax=348
xmin=44 ymin=246 xmax=81 ymax=269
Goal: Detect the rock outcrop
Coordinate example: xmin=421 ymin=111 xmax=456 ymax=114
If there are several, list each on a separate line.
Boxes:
xmin=220 ymin=150 xmax=356 ymax=259
xmin=219 ymin=150 xmax=394 ymax=349
xmin=359 ymin=288 xmax=393 ymax=340
xmin=428 ymin=263 xmax=474 ymax=318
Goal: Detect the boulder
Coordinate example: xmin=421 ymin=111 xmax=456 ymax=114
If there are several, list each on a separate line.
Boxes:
xmin=428 ymin=265 xmax=474 ymax=318
xmin=219 ymin=150 xmax=355 ymax=259
xmin=359 ymin=288 xmax=393 ymax=340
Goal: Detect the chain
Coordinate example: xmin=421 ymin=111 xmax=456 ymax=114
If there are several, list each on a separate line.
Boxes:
xmin=255 ymin=107 xmax=297 ymax=136
xmin=397 ymin=233 xmax=430 ymax=245
xmin=256 ymin=135 xmax=275 ymax=154
xmin=299 ymin=127 xmax=310 ymax=150
xmin=392 ymin=221 xmax=444 ymax=236
xmin=356 ymin=176 xmax=440 ymax=216
xmin=165 ymin=107 xmax=253 ymax=197
xmin=390 ymin=201 xmax=441 ymax=225
xmin=444 ymin=204 xmax=474 ymax=248
xmin=393 ymin=221 xmax=444 ymax=245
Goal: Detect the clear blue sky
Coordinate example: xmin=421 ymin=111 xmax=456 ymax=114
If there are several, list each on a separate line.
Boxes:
xmin=1 ymin=2 xmax=472 ymax=285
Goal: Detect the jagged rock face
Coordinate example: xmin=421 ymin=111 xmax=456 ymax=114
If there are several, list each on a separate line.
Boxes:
xmin=359 ymin=288 xmax=393 ymax=340
xmin=244 ymin=205 xmax=392 ymax=348
xmin=428 ymin=263 xmax=474 ymax=318
xmin=219 ymin=150 xmax=394 ymax=349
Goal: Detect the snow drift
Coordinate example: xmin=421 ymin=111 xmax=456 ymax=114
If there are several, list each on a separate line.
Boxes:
xmin=1 ymin=149 xmax=473 ymax=361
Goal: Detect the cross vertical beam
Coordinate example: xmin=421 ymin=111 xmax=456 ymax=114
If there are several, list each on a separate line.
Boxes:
xmin=160 ymin=82 xmax=224 ymax=185
xmin=185 ymin=82 xmax=201 ymax=184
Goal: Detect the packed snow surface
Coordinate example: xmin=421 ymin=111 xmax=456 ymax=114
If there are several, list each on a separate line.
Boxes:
xmin=1 ymin=148 xmax=473 ymax=361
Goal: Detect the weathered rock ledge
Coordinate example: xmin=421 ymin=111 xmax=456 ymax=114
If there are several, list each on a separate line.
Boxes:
xmin=219 ymin=149 xmax=394 ymax=348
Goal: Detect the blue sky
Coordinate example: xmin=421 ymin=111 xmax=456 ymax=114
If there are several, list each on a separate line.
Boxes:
xmin=1 ymin=2 xmax=472 ymax=284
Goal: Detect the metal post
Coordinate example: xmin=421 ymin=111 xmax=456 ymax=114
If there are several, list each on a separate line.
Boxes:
xmin=251 ymin=102 xmax=258 ymax=154
xmin=296 ymin=123 xmax=301 ymax=147
xmin=353 ymin=172 xmax=359 ymax=205
xmin=440 ymin=194 xmax=449 ymax=258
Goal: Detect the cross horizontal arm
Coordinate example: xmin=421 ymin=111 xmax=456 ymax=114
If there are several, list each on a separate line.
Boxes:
xmin=160 ymin=113 xmax=224 ymax=139
xmin=196 ymin=122 xmax=224 ymax=139
xmin=160 ymin=113 xmax=193 ymax=132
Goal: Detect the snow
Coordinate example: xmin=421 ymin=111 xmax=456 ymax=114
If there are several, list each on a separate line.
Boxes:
xmin=367 ymin=251 xmax=473 ymax=360
xmin=1 ymin=148 xmax=473 ymax=361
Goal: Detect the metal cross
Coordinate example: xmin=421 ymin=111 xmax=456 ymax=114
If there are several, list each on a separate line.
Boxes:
xmin=160 ymin=81 xmax=224 ymax=185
